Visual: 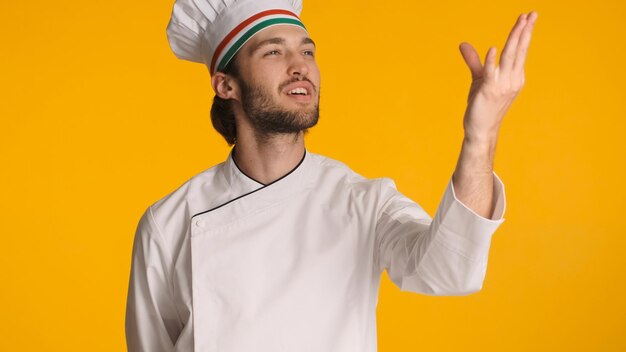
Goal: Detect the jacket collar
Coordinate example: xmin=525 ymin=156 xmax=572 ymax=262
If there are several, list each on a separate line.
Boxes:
xmin=191 ymin=147 xmax=315 ymax=230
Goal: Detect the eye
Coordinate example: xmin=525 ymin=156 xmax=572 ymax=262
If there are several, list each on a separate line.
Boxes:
xmin=303 ymin=50 xmax=315 ymax=57
xmin=264 ymin=50 xmax=280 ymax=56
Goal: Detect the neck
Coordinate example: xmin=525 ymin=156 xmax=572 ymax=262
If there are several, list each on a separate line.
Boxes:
xmin=232 ymin=127 xmax=306 ymax=185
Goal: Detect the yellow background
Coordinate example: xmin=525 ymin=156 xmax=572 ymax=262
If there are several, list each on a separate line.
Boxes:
xmin=1 ymin=0 xmax=625 ymax=350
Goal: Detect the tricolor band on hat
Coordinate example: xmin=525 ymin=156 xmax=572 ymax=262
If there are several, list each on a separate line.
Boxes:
xmin=166 ymin=0 xmax=307 ymax=75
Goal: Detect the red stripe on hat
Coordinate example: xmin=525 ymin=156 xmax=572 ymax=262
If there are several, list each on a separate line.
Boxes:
xmin=210 ymin=9 xmax=300 ymax=74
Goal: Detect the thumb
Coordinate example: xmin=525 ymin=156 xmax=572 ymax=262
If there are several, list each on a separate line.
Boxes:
xmin=459 ymin=42 xmax=483 ymax=80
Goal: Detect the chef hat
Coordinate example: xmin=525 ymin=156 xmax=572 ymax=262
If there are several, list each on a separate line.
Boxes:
xmin=166 ymin=0 xmax=307 ymax=75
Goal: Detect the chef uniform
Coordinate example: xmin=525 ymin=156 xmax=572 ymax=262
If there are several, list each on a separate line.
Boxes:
xmin=125 ymin=1 xmax=507 ymax=351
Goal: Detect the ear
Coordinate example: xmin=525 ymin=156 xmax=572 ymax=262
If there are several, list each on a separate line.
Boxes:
xmin=211 ymin=72 xmax=241 ymax=101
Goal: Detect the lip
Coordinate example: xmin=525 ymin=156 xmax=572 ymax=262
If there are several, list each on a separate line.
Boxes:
xmin=286 ymin=93 xmax=313 ymax=102
xmin=282 ymin=80 xmax=315 ymax=97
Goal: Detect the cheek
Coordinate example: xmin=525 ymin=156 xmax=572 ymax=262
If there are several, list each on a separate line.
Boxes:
xmin=247 ymin=72 xmax=280 ymax=93
xmin=257 ymin=67 xmax=284 ymax=88
xmin=310 ymin=64 xmax=321 ymax=84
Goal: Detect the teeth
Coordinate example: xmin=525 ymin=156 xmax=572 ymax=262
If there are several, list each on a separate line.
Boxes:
xmin=288 ymin=87 xmax=308 ymax=95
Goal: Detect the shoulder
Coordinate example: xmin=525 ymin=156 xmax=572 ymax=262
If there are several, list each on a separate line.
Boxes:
xmin=307 ymin=151 xmax=396 ymax=199
xmin=152 ymin=162 xmax=226 ymax=214
xmin=138 ymin=161 xmax=228 ymax=245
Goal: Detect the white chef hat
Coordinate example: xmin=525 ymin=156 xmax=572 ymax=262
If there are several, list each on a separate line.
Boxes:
xmin=166 ymin=0 xmax=307 ymax=75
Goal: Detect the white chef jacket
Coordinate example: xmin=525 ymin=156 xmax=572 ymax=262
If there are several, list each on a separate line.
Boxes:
xmin=125 ymin=149 xmax=506 ymax=352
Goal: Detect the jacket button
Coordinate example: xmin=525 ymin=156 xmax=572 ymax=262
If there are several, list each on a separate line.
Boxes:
xmin=195 ymin=219 xmax=205 ymax=228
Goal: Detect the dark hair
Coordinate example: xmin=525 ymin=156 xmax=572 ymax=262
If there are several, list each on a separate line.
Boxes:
xmin=210 ymin=57 xmax=240 ymax=145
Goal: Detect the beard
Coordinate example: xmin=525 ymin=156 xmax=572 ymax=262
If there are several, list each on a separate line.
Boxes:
xmin=239 ymin=77 xmax=320 ymax=139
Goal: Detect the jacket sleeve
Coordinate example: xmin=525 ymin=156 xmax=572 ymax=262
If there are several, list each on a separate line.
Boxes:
xmin=125 ymin=206 xmax=181 ymax=351
xmin=374 ymin=172 xmax=506 ymax=295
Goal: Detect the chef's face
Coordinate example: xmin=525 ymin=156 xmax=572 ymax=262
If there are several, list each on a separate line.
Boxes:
xmin=233 ymin=25 xmax=321 ymax=136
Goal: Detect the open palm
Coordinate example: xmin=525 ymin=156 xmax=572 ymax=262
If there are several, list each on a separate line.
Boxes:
xmin=459 ymin=11 xmax=538 ymax=141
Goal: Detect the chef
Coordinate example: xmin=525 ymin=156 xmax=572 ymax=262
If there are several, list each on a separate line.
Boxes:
xmin=125 ymin=0 xmax=538 ymax=351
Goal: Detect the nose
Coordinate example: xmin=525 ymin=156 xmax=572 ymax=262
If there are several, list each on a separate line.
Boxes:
xmin=287 ymin=51 xmax=309 ymax=77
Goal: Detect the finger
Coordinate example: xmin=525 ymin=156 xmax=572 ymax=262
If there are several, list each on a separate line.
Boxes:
xmin=513 ymin=11 xmax=538 ymax=73
xmin=459 ymin=42 xmax=483 ymax=80
xmin=500 ymin=13 xmax=528 ymax=74
xmin=484 ymin=47 xmax=497 ymax=80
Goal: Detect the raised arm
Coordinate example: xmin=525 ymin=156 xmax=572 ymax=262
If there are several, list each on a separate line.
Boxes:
xmin=375 ymin=12 xmax=537 ymax=295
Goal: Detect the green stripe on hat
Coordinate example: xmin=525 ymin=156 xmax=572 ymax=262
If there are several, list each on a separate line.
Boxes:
xmin=216 ymin=17 xmax=306 ymax=72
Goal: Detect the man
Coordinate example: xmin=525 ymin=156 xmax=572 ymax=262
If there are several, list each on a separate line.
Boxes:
xmin=125 ymin=0 xmax=537 ymax=351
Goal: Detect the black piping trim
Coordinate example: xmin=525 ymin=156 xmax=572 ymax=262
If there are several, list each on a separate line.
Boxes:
xmin=231 ymin=147 xmax=265 ymax=186
xmin=191 ymin=150 xmax=307 ymax=219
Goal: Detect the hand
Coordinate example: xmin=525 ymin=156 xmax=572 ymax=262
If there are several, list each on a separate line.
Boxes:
xmin=459 ymin=11 xmax=538 ymax=143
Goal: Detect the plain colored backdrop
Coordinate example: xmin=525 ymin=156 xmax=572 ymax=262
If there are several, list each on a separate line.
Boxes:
xmin=1 ymin=0 xmax=625 ymax=350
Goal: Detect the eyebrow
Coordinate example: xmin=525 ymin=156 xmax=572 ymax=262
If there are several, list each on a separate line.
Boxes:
xmin=250 ymin=36 xmax=316 ymax=55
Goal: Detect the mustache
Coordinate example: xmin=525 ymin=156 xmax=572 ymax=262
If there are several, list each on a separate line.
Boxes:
xmin=279 ymin=76 xmax=317 ymax=93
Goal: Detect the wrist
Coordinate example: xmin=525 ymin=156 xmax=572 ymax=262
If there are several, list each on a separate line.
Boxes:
xmin=463 ymin=128 xmax=499 ymax=151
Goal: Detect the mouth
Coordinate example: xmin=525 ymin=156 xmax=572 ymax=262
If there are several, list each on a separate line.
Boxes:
xmin=286 ymin=89 xmax=312 ymax=102
xmin=287 ymin=87 xmax=309 ymax=96
xmin=283 ymin=81 xmax=315 ymax=102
